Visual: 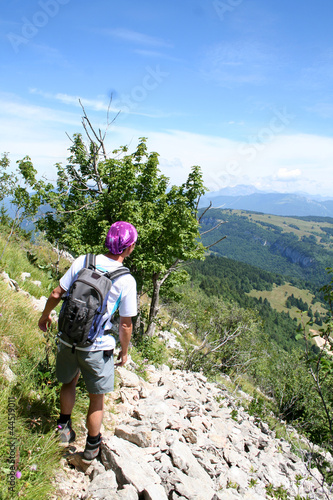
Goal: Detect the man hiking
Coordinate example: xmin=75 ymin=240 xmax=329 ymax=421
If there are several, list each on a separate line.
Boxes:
xmin=38 ymin=221 xmax=138 ymax=460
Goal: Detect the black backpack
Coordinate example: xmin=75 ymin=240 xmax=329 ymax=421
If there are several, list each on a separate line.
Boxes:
xmin=58 ymin=254 xmax=131 ymax=352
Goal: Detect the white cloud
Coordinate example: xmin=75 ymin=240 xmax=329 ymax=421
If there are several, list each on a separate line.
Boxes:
xmin=103 ymin=28 xmax=173 ymax=48
xmin=276 ymin=168 xmax=302 ymax=181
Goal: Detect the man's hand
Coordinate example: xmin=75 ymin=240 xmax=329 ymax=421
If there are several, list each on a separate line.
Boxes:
xmin=115 ymin=350 xmax=128 ymax=367
xmin=37 ymin=285 xmax=65 ymax=332
xmin=38 ymin=314 xmax=52 ymax=332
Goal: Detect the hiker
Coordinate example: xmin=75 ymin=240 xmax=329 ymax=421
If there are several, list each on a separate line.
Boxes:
xmin=38 ymin=221 xmax=138 ymax=460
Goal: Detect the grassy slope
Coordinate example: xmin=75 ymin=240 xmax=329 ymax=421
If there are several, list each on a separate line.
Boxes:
xmin=0 ymin=231 xmax=73 ymax=499
xmin=0 ymin=280 xmax=62 ymax=499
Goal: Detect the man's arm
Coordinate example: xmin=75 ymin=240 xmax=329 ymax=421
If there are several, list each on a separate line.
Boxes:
xmin=38 ymin=285 xmax=66 ymax=332
xmin=116 ymin=316 xmax=133 ymax=367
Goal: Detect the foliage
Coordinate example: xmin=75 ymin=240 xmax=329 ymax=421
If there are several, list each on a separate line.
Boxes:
xmin=165 ymin=284 xmax=262 ymax=378
xmin=132 ymin=331 xmax=169 ymax=367
xmin=0 ymin=155 xmax=44 ymax=263
xmin=247 ymin=391 xmax=274 ymax=421
xmin=182 ymin=255 xmax=333 ymax=452
xmin=0 ymin=229 xmax=69 ymax=297
xmin=285 ymin=294 xmax=309 ymax=312
xmin=265 ymin=483 xmax=289 ymax=499
xmin=0 ymin=153 xmax=15 ymax=201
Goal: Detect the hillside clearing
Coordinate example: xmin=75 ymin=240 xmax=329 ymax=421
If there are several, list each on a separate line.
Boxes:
xmin=248 ymin=282 xmax=327 ymax=320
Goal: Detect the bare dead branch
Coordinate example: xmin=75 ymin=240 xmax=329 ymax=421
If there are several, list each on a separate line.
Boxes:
xmin=195 ymin=194 xmax=201 ymax=214
xmin=79 ymin=99 xmax=101 ymax=144
xmin=81 ymin=118 xmax=97 ymax=148
xmin=159 ymin=258 xmax=182 ymax=287
xmin=65 ymin=132 xmax=74 ymax=143
xmin=201 ymin=220 xmax=227 ymax=236
xmin=80 ymin=102 xmax=107 ymax=161
xmin=198 ymin=201 xmax=212 ymax=223
xmin=205 ymin=235 xmax=227 ymax=250
xmin=106 ymin=94 xmax=121 ymax=128
xmin=60 ymin=200 xmax=99 ymax=213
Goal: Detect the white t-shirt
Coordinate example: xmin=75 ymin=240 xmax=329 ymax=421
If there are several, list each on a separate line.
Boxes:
xmin=58 ymin=254 xmax=137 ymax=351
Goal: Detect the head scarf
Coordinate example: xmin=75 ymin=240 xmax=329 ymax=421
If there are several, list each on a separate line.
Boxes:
xmin=105 ymin=221 xmax=138 ymax=255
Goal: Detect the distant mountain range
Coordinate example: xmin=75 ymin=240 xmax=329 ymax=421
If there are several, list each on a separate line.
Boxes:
xmin=199 ymin=186 xmax=333 ymax=217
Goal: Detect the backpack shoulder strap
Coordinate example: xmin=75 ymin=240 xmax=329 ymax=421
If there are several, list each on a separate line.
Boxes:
xmin=105 ymin=267 xmax=131 ymax=281
xmin=86 ymin=253 xmax=96 ymax=270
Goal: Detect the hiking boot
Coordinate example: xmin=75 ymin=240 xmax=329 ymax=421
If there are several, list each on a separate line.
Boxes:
xmin=57 ymin=419 xmax=76 ymax=445
xmin=83 ymin=434 xmax=102 ymax=461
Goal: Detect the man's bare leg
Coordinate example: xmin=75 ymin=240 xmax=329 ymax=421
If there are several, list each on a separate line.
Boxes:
xmin=60 ymin=371 xmax=80 ymax=414
xmin=86 ymin=393 xmax=104 ymax=437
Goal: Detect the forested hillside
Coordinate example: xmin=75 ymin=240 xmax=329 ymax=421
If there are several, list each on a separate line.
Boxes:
xmin=186 ymin=255 xmax=318 ymax=353
xmin=199 ymin=209 xmax=333 ymax=289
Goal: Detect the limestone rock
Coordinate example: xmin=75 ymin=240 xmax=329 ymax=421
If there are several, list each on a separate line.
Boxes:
xmin=21 ymin=272 xmax=31 ymax=281
xmin=116 ymin=367 xmax=141 ymax=388
xmin=83 ymin=469 xmax=117 ymax=499
xmin=115 ymin=423 xmax=153 ymax=448
xmin=142 ymin=483 xmax=169 ymax=500
xmin=101 ymin=436 xmax=162 ymax=494
xmin=31 ymin=280 xmax=42 ymax=287
xmin=0 ymin=352 xmax=17 ymax=383
xmin=49 ymin=361 xmax=332 ymax=499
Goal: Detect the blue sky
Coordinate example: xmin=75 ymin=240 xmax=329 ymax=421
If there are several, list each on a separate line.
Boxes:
xmin=1 ymin=0 xmax=333 ymax=196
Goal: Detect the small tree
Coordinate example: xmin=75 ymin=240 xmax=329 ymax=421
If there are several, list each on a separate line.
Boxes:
xmin=0 ymin=154 xmax=42 ymax=262
xmin=13 ymin=108 xmax=210 ymax=335
xmin=167 ymin=285 xmax=261 ymax=377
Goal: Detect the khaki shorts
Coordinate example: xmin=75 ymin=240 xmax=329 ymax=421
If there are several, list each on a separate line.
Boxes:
xmin=56 ymin=342 xmax=114 ymax=394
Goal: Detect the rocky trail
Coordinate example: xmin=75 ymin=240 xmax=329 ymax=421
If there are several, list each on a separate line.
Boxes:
xmin=51 ymin=365 xmax=333 ymax=500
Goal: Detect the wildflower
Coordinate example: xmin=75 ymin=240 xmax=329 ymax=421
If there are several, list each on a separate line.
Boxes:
xmin=16 ymin=471 xmax=21 ymax=479
xmin=29 ymin=464 xmax=37 ymax=471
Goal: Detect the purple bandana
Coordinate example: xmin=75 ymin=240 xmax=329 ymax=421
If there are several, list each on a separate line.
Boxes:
xmin=105 ymin=221 xmax=138 ymax=255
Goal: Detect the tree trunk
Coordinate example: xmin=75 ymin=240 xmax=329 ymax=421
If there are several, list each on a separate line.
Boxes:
xmin=146 ymin=274 xmax=161 ymax=337
xmin=133 ymin=291 xmax=144 ymax=334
